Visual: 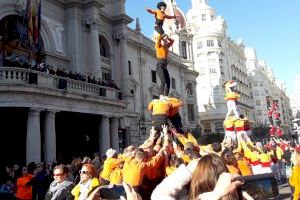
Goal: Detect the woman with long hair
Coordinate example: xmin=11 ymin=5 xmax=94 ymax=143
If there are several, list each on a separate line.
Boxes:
xmin=152 ymin=153 xmax=242 ymax=200
xmin=189 ymin=154 xmax=238 ymax=200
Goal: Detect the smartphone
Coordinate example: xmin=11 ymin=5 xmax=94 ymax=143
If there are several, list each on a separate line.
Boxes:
xmin=235 ymin=173 xmax=279 ymax=200
xmin=99 ymin=185 xmax=127 ymax=200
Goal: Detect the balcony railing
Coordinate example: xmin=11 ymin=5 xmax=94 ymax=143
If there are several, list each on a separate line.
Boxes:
xmin=0 ymin=67 xmax=121 ymax=100
xmin=101 ymin=56 xmax=111 ymax=65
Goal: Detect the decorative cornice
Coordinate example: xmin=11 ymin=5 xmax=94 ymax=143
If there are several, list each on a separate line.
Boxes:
xmin=112 ymin=14 xmax=133 ymax=25
xmin=64 ymin=0 xmax=105 ymax=8
xmin=82 ymin=16 xmax=101 ymax=29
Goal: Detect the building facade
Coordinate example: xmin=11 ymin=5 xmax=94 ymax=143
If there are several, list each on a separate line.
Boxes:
xmin=182 ymin=0 xmax=253 ymax=133
xmin=291 ymin=74 xmax=300 ymax=117
xmin=245 ymin=48 xmax=293 ymax=135
xmin=0 ymin=0 xmax=198 ymax=164
xmin=164 ymin=0 xmax=292 ymax=135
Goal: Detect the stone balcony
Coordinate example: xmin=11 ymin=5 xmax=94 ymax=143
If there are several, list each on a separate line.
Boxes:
xmin=0 ymin=67 xmax=126 ymax=116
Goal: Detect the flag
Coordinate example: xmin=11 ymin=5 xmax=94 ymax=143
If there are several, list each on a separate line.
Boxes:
xmin=23 ymin=0 xmax=41 ymax=52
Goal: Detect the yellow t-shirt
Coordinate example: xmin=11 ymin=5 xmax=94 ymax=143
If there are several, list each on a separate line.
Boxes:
xmin=100 ymin=157 xmax=122 ymax=181
xmin=177 ymin=132 xmax=198 ymax=146
xmin=109 ymin=168 xmax=123 ymax=185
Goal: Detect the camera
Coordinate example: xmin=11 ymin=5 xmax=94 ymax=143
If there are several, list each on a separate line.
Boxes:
xmin=99 ymin=185 xmax=127 ymax=200
xmin=234 ymin=173 xmax=279 ymax=200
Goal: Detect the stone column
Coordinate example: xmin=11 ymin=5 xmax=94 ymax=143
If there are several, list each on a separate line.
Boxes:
xmin=99 ymin=116 xmax=110 ymax=157
xmin=44 ymin=110 xmax=57 ymax=163
xmin=110 ymin=118 xmax=119 ymax=153
xmin=65 ymin=5 xmax=82 ymax=72
xmin=89 ymin=18 xmax=102 ymax=78
xmin=26 ymin=108 xmax=41 ymax=164
xmin=119 ymin=31 xmax=130 ymax=98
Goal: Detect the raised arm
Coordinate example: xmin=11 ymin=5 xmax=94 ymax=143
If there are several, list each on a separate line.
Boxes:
xmin=145 ymin=7 xmax=156 ymax=15
xmin=164 ymin=14 xmax=177 ymax=19
xmin=166 ymin=37 xmax=174 ymax=48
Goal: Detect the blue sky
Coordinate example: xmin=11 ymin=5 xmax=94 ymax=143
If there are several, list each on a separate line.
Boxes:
xmin=125 ymin=0 xmax=300 ymax=97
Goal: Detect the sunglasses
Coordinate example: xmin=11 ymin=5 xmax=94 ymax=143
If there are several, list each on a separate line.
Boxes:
xmin=53 ymin=173 xmax=63 ymax=177
xmin=79 ymin=170 xmax=89 ymax=175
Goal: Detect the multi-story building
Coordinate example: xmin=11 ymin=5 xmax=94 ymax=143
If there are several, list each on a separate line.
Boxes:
xmin=245 ymin=48 xmax=292 ymax=134
xmin=291 ymin=74 xmax=300 ymax=117
xmin=0 ymin=0 xmax=198 ymax=164
xmin=166 ymin=0 xmax=291 ymax=135
xmin=180 ymin=0 xmax=253 ymax=133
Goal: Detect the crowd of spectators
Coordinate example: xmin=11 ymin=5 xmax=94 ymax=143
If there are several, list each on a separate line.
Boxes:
xmin=1 ymin=53 xmax=120 ymax=90
xmin=0 ymin=124 xmax=299 ymax=200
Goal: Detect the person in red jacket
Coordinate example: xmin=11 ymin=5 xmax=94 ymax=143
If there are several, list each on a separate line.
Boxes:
xmin=16 ymin=166 xmax=33 ymax=200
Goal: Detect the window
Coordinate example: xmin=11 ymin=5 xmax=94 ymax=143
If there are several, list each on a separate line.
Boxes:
xmin=202 ymin=14 xmax=206 ymax=21
xmin=151 ymin=70 xmax=156 ymax=83
xmin=213 ymin=87 xmax=219 ymax=99
xmin=215 ymin=122 xmax=224 ymax=132
xmin=186 ymin=83 xmax=193 ymax=96
xmin=102 ymin=72 xmax=111 ymax=82
xmin=197 ymin=41 xmax=203 ymax=49
xmin=181 ymin=41 xmax=187 ymax=59
xmin=209 ymin=68 xmax=216 ymax=73
xmin=102 ymin=69 xmax=112 ymax=82
xmin=100 ymin=43 xmax=107 ymax=57
xmin=203 ymin=123 xmax=211 ymax=133
xmin=171 ymin=78 xmax=176 ymax=89
xmin=218 ymin=40 xmax=222 ymax=47
xmin=256 ymin=100 xmax=261 ymax=106
xmin=207 ymin=40 xmax=214 ymax=47
xmin=187 ymin=104 xmax=195 ymax=121
xmin=220 ymin=66 xmax=224 ymax=75
xmin=257 ymin=110 xmax=262 ymax=116
xmin=128 ymin=60 xmax=132 ymax=75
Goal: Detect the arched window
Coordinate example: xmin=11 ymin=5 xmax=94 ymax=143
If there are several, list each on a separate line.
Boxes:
xmin=181 ymin=41 xmax=187 ymax=59
xmin=186 ymin=83 xmax=193 ymax=96
xmin=99 ymin=36 xmax=110 ymax=58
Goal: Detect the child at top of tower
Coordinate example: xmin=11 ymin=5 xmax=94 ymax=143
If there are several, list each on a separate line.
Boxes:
xmin=224 ymin=80 xmax=240 ymax=119
xmin=145 ymin=2 xmax=177 ymax=35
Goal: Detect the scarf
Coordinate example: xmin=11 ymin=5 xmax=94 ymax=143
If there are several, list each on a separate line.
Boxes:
xmin=78 ymin=178 xmax=92 ymax=200
xmin=49 ymin=180 xmax=73 ymax=200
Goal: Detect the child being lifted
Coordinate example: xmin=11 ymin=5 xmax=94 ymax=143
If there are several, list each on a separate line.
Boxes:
xmin=145 ymin=2 xmax=177 ymax=35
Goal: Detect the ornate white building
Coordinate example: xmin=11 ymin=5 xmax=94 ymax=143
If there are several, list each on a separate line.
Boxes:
xmin=177 ymin=0 xmax=253 ymax=133
xmin=0 ymin=0 xmax=198 ymax=164
xmin=165 ymin=0 xmax=292 ymax=135
xmin=245 ymin=48 xmax=293 ymax=134
xmin=291 ymin=74 xmax=300 ymax=117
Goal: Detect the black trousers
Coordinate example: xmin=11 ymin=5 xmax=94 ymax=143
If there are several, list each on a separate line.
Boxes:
xmin=156 ymin=62 xmax=170 ymax=96
xmin=155 ymin=20 xmax=164 ymax=35
xmin=169 ymin=113 xmax=184 ymax=134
